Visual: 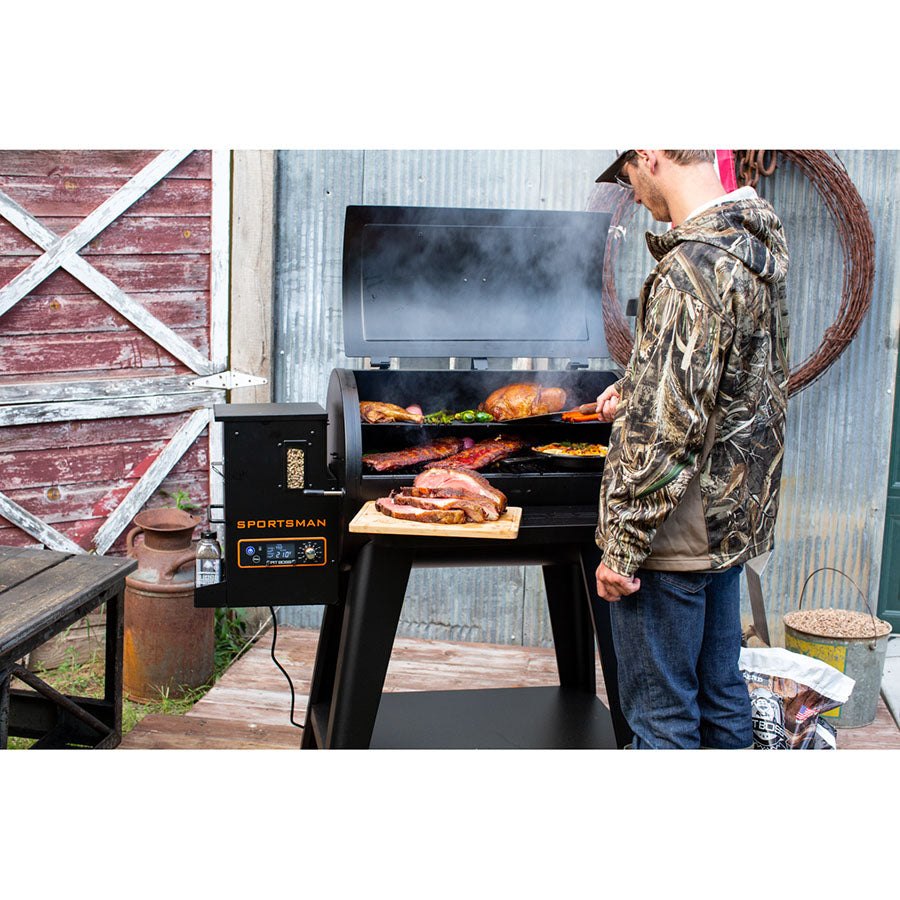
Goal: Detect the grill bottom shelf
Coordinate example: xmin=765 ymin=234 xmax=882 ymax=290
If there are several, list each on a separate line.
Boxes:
xmin=364 ymin=686 xmax=616 ymax=749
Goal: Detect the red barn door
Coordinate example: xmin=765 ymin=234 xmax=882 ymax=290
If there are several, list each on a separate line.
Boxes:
xmin=0 ymin=149 xmax=251 ymax=556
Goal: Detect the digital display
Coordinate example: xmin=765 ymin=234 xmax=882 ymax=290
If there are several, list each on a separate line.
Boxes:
xmin=238 ymin=538 xmax=326 ymax=568
xmin=267 ymin=542 xmax=296 ymax=562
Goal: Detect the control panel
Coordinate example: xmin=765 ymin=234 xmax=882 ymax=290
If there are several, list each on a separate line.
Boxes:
xmin=237 ymin=537 xmax=327 ymax=569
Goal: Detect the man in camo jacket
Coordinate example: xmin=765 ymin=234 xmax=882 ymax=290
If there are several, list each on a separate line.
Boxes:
xmin=593 ymin=150 xmax=790 ymax=749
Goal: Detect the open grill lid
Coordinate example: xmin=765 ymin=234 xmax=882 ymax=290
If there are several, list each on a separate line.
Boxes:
xmin=342 ymin=204 xmax=612 ymax=361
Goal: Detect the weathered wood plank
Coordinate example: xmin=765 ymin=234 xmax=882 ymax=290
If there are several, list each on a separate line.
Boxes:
xmin=0 ymin=150 xmax=211 ymax=179
xmin=0 ymin=439 xmax=208 ymax=490
xmin=0 ymin=409 xmax=200 ymax=451
xmin=0 ymin=217 xmax=212 ymax=256
xmin=0 ymin=391 xmax=218 ymax=427
xmin=0 ymin=365 xmax=195 ymax=389
xmin=0 ymin=530 xmax=56 ymax=549
xmin=209 ymin=150 xmax=230 ymax=371
xmin=0 ymin=256 xmax=211 ymax=296
xmin=0 ymin=330 xmax=209 ymax=378
xmin=0 ymin=546 xmax=68 ymax=591
xmin=0 ymin=374 xmax=213 ymax=405
xmin=118 ymin=714 xmax=300 ymax=749
xmin=0 ymin=471 xmax=210 ymax=533
xmin=0 ymin=293 xmax=208 ymax=335
xmin=0 ymin=328 xmax=207 ymax=374
xmin=0 ymin=176 xmax=211 ymax=217
xmin=229 ymin=150 xmax=273 ymax=405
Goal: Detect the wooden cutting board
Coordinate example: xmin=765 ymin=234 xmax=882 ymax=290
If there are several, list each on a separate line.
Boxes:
xmin=349 ymin=501 xmax=522 ymax=540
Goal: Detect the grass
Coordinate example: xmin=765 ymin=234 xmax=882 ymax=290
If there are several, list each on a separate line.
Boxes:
xmin=6 ymin=607 xmax=258 ymax=749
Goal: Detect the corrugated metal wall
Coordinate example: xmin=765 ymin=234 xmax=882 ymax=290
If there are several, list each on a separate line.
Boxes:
xmin=753 ymin=150 xmax=900 ymax=641
xmin=272 ymin=149 xmax=900 ymax=647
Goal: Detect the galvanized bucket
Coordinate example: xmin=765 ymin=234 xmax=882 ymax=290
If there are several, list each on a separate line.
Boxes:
xmin=783 ymin=567 xmax=892 ymax=728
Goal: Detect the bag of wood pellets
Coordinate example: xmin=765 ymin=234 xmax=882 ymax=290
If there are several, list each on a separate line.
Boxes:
xmin=738 ymin=647 xmax=855 ymax=749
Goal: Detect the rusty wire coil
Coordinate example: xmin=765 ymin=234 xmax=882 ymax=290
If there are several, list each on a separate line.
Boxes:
xmin=587 ymin=151 xmax=876 ymax=395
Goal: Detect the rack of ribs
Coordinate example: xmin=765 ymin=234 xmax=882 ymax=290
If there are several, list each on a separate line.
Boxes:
xmin=362 ymin=438 xmax=465 ymax=472
xmin=428 ymin=435 xmax=525 ymax=471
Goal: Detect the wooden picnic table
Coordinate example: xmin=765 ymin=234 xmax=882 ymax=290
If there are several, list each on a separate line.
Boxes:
xmin=0 ymin=545 xmax=136 ymax=749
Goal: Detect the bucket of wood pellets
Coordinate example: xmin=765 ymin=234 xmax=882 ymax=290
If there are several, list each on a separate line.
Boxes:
xmin=783 ymin=567 xmax=892 ymax=728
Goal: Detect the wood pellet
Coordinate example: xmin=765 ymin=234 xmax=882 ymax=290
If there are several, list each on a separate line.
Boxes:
xmin=286 ymin=448 xmax=305 ymax=489
xmin=783 ymin=607 xmax=891 ymax=639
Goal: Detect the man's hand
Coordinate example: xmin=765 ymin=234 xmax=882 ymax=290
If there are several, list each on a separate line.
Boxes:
xmin=595 ymin=385 xmax=620 ymax=423
xmin=595 ymin=562 xmax=641 ymax=603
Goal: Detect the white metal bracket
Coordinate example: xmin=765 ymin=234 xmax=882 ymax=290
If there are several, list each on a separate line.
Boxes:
xmin=188 ymin=370 xmax=269 ymax=390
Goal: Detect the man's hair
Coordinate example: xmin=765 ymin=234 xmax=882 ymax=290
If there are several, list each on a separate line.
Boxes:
xmin=663 ymin=150 xmax=716 ymax=165
xmin=622 ymin=150 xmax=715 ymax=166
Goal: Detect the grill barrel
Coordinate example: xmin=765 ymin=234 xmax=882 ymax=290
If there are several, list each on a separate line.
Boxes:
xmin=329 ymin=367 xmax=617 ymax=514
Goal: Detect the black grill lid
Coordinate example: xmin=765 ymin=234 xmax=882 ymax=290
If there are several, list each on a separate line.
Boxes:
xmin=342 ymin=204 xmax=611 ymax=359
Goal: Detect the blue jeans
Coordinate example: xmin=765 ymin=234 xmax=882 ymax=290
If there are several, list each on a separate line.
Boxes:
xmin=608 ymin=567 xmax=751 ymax=749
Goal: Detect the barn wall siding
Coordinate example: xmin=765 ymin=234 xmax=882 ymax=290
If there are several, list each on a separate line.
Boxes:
xmin=0 ymin=150 xmax=219 ymax=553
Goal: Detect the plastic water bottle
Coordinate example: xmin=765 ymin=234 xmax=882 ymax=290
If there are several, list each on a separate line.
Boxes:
xmin=195 ymin=530 xmax=222 ymax=586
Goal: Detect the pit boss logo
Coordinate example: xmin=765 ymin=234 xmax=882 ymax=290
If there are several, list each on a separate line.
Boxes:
xmin=236 ymin=518 xmax=327 ymax=529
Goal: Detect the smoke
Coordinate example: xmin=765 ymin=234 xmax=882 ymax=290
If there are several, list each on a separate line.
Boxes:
xmin=346 ymin=205 xmax=612 ymax=358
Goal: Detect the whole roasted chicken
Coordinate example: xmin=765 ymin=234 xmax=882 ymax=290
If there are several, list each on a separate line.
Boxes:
xmin=478 ymin=383 xmax=567 ymax=421
xmin=359 ymin=401 xmax=424 ymax=424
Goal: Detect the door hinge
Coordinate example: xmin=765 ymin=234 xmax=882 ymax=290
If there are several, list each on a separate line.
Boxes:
xmin=189 ymin=370 xmax=269 ymax=390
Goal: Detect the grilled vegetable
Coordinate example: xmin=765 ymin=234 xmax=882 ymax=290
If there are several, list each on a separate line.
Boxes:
xmin=425 ymin=409 xmax=454 ymax=424
xmin=533 ymin=442 xmax=608 ymax=457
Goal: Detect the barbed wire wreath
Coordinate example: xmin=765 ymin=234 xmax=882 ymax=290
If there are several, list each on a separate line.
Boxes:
xmin=587 ymin=150 xmax=876 ymax=395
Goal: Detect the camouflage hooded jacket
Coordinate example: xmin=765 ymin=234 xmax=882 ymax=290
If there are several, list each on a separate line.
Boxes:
xmin=596 ymin=195 xmax=790 ymax=576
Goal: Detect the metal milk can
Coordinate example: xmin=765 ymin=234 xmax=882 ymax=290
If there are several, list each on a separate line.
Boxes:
xmin=123 ymin=508 xmax=215 ymax=702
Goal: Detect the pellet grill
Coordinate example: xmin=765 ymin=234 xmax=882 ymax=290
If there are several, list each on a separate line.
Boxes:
xmin=196 ymin=203 xmax=632 ymax=749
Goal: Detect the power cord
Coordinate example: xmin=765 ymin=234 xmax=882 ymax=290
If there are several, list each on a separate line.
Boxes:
xmin=268 ymin=606 xmax=303 ymax=729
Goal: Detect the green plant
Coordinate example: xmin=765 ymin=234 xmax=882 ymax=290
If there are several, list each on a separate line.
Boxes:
xmin=214 ymin=607 xmax=249 ymax=675
xmin=164 ymin=489 xmax=199 ymax=511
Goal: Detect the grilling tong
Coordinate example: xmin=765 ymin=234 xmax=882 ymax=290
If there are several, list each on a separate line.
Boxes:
xmin=514 ymin=402 xmax=599 ymax=423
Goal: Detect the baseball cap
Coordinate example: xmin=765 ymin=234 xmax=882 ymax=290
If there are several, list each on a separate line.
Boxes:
xmin=595 ymin=150 xmax=634 ymax=184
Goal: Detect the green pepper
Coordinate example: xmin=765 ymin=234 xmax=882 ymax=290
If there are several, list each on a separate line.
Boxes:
xmin=475 ymin=411 xmax=494 ymax=422
xmin=454 ymin=410 xmax=477 ymax=423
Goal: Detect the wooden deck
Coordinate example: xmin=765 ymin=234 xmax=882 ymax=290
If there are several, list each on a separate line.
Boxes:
xmin=118 ymin=626 xmax=900 ymax=750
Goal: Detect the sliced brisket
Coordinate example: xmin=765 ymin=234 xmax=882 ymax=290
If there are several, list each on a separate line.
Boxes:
xmin=412 ymin=466 xmax=508 ymax=515
xmin=374 ymin=496 xmax=467 ymax=524
xmin=395 ymin=488 xmax=500 ymax=523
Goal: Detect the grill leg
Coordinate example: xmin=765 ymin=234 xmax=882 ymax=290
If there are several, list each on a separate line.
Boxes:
xmin=325 ymin=541 xmax=412 ymax=749
xmin=301 ymin=571 xmax=350 ymax=749
xmin=542 ymin=562 xmax=596 ymax=693
xmin=579 ymin=544 xmax=633 ymax=748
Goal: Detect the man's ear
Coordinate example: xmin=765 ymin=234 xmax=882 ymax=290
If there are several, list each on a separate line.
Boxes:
xmin=641 ymin=150 xmax=661 ymax=173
